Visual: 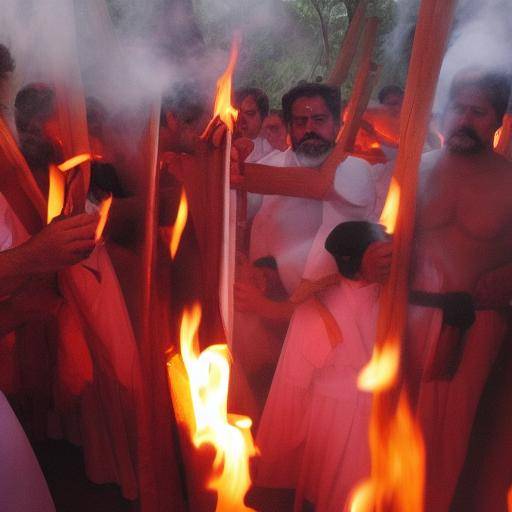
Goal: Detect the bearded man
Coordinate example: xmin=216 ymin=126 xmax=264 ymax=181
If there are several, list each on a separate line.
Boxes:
xmin=362 ymin=69 xmax=512 ymax=512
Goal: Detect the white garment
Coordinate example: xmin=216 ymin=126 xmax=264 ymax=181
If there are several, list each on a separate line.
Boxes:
xmin=302 ymin=156 xmax=378 ymax=281
xmin=249 ymin=148 xmax=323 ymax=295
xmin=0 ymin=391 xmax=56 ymax=512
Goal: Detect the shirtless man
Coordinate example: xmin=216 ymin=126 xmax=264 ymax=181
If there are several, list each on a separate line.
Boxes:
xmin=363 ymin=69 xmax=512 ymax=512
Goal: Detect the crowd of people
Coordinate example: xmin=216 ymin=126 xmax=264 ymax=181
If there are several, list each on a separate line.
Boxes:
xmin=1 ymin=25 xmax=512 ymax=512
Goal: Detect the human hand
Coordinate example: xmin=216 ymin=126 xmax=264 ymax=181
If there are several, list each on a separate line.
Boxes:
xmin=360 ymin=240 xmax=393 ymax=284
xmin=26 ymin=213 xmax=98 ymax=273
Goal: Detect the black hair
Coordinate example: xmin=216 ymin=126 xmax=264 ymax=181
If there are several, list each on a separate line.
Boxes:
xmin=253 ymin=255 xmax=278 ymax=270
xmin=234 ymin=87 xmax=269 ymax=118
xmin=0 ymin=44 xmax=15 ymax=81
xmin=282 ymin=82 xmax=341 ymax=126
xmin=161 ymin=81 xmax=206 ymax=127
xmin=325 ymin=221 xmax=386 ymax=279
xmin=448 ymin=69 xmax=511 ymax=124
xmin=378 ymin=85 xmax=404 ymax=104
xmin=14 ymin=83 xmax=55 ymax=131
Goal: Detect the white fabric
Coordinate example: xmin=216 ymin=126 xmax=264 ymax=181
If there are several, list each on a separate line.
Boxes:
xmin=256 ymin=279 xmax=380 ymax=506
xmin=249 ymin=148 xmax=322 ymax=295
xmin=302 ymin=156 xmax=377 ymax=281
xmin=0 ymin=392 xmax=56 ymax=512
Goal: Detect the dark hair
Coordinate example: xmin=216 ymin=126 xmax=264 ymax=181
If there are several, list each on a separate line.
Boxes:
xmin=378 ymin=85 xmax=404 ymax=104
xmin=234 ymin=87 xmax=269 ymax=118
xmin=325 ymin=221 xmax=386 ymax=279
xmin=282 ymin=82 xmax=341 ymax=126
xmin=253 ymin=255 xmax=278 ymax=270
xmin=0 ymin=44 xmax=15 ymax=80
xmin=161 ymin=82 xmax=206 ymax=127
xmin=268 ymin=108 xmax=284 ymax=120
xmin=14 ymin=83 xmax=55 ymax=130
xmin=448 ymin=69 xmax=511 ymax=123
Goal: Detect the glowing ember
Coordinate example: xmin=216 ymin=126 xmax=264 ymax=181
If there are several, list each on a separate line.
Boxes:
xmin=358 ymin=341 xmax=400 ymax=393
xmin=494 ymin=127 xmax=503 ymax=149
xmin=169 ymin=188 xmax=188 ymax=260
xmin=95 ymin=195 xmax=113 ymax=242
xmin=370 ymin=142 xmax=381 ymax=149
xmin=170 ymin=304 xmax=257 ymax=511
xmin=379 ymin=176 xmax=401 ymax=234
xmin=47 ymin=164 xmax=66 ymax=223
xmin=57 ymin=153 xmax=91 ymax=172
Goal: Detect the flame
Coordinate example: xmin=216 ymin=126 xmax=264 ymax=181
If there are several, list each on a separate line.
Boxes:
xmin=169 ymin=188 xmax=188 ymax=260
xmin=47 ymin=164 xmax=66 ymax=223
xmin=202 ymin=34 xmax=240 ymax=137
xmin=57 ymin=153 xmax=91 ymax=172
xmin=95 ymin=195 xmax=113 ymax=242
xmin=347 ymin=392 xmax=425 ymax=512
xmin=169 ymin=304 xmax=257 ymax=511
xmin=370 ymin=142 xmax=381 ymax=149
xmin=379 ymin=176 xmax=401 ymax=234
xmin=494 ymin=127 xmax=503 ymax=149
xmin=508 ymin=485 xmax=512 ymax=512
xmin=358 ymin=340 xmax=400 ymax=393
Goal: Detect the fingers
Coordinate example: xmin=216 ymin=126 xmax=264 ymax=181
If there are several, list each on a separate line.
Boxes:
xmin=57 ymin=213 xmax=99 ymax=231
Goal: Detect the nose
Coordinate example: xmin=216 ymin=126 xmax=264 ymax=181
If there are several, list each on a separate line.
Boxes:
xmin=304 ymin=117 xmax=315 ymax=132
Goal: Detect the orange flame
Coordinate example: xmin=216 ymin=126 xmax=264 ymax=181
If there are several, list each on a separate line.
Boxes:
xmin=379 ymin=176 xmax=401 ymax=234
xmin=57 ymin=153 xmax=91 ymax=172
xmin=358 ymin=340 xmax=400 ymax=393
xmin=47 ymin=164 xmax=66 ymax=223
xmin=508 ymin=485 xmax=512 ymax=512
xmin=95 ymin=195 xmax=113 ymax=242
xmin=169 ymin=189 xmax=188 ymax=260
xmin=348 ymin=392 xmax=425 ymax=512
xmin=202 ymin=34 xmax=240 ymax=137
xmin=169 ymin=304 xmax=257 ymax=511
xmin=494 ymin=126 xmax=503 ymax=149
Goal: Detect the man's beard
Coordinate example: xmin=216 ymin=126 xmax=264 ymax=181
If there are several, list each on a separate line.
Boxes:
xmin=293 ymin=132 xmax=334 ymax=158
xmin=446 ymin=126 xmax=486 ymax=154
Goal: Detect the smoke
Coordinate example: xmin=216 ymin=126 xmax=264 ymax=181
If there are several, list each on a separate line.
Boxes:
xmin=387 ymin=0 xmax=512 ymax=113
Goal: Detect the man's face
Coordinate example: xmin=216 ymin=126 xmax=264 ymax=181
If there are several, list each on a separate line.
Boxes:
xmin=382 ymin=93 xmax=403 ymax=117
xmin=16 ymin=109 xmax=63 ymax=167
xmin=262 ymin=114 xmax=288 ymax=151
xmin=235 ymin=95 xmax=263 ymax=140
xmin=290 ymin=95 xmax=338 ymax=158
xmin=443 ymin=86 xmax=499 ymax=154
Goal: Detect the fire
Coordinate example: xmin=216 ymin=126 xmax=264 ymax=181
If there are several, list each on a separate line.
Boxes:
xmin=95 ymin=195 xmax=113 ymax=242
xmin=169 ymin=304 xmax=257 ymax=511
xmin=357 ymin=341 xmax=399 ymax=393
xmin=379 ymin=176 xmax=401 ymax=234
xmin=57 ymin=153 xmax=91 ymax=172
xmin=494 ymin=127 xmax=503 ymax=149
xmin=508 ymin=485 xmax=512 ymax=512
xmin=347 ymin=392 xmax=425 ymax=512
xmin=201 ymin=34 xmax=240 ymax=138
xmin=370 ymin=142 xmax=381 ymax=149
xmin=47 ymin=164 xmax=66 ymax=223
xmin=169 ymin=188 xmax=188 ymax=260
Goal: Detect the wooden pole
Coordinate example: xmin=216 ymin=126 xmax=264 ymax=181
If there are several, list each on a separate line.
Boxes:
xmin=322 ymin=17 xmax=380 ymax=174
xmin=326 ymin=0 xmax=369 ymax=87
xmin=361 ymin=1 xmax=458 ymax=511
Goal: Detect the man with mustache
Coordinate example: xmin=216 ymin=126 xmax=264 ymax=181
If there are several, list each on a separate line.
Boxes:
xmin=362 ymin=68 xmax=512 ymax=512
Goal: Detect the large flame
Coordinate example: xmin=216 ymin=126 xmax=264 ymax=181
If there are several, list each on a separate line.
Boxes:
xmin=379 ymin=176 xmax=401 ymax=234
xmin=57 ymin=153 xmax=91 ymax=172
xmin=170 ymin=304 xmax=257 ymax=511
xmin=201 ymin=34 xmax=240 ymax=138
xmin=348 ymin=392 xmax=425 ymax=512
xmin=95 ymin=195 xmax=113 ymax=242
xmin=47 ymin=164 xmax=66 ymax=223
xmin=169 ymin=188 xmax=188 ymax=260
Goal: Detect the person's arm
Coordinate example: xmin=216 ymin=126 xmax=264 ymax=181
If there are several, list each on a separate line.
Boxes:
xmin=0 ymin=213 xmax=97 ymax=296
xmin=235 ymin=281 xmax=295 ymax=321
